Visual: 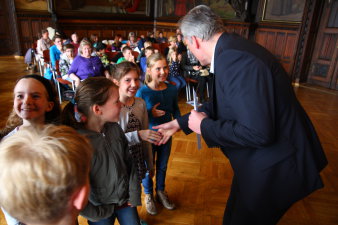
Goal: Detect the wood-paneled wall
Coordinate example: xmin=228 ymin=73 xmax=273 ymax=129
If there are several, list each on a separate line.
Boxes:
xmin=59 ymin=19 xmax=154 ymax=42
xmin=16 ymin=11 xmax=52 ymax=54
xmin=255 ymin=24 xmax=300 ymax=75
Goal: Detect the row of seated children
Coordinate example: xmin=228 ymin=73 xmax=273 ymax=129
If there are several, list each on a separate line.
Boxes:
xmin=0 ymin=52 xmax=181 ymax=224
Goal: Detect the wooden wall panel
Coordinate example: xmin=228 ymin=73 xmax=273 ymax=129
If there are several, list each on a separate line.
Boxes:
xmin=16 ymin=12 xmax=52 ymax=55
xmin=59 ymin=19 xmax=154 ymax=43
xmin=223 ymin=23 xmax=250 ymax=39
xmin=255 ymin=28 xmax=299 ymax=75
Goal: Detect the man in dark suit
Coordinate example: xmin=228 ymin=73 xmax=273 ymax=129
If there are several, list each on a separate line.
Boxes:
xmin=154 ymin=5 xmax=328 ymax=225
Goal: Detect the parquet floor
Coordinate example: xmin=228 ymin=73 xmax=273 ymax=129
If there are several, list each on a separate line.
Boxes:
xmin=0 ymin=56 xmax=337 ymax=225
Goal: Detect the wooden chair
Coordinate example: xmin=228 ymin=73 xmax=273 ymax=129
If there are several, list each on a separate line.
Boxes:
xmin=152 ymin=43 xmax=161 ymax=53
xmin=159 ymin=43 xmax=169 ymax=54
xmin=42 ymin=49 xmax=51 ymax=73
xmin=132 ymin=51 xmax=139 ymax=59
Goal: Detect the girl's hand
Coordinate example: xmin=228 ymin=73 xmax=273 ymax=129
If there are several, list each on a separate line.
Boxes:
xmin=153 ymin=119 xmax=180 ymax=145
xmin=152 ymin=103 xmax=165 ymax=117
xmin=138 ymin=129 xmax=162 ymax=144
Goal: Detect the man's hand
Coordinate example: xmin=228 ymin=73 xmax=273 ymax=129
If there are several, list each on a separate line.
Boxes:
xmin=188 ymin=110 xmax=207 ymax=134
xmin=138 ymin=129 xmax=162 ymax=144
xmin=153 ymin=119 xmax=180 ymax=145
xmin=152 ymin=103 xmax=165 ymax=117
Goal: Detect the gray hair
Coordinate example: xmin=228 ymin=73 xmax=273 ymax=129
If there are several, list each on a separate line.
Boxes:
xmin=179 ymin=5 xmax=224 ymax=42
xmin=78 ymin=40 xmax=92 ymax=55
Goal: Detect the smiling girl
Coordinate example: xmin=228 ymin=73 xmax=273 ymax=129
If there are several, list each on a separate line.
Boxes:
xmin=136 ymin=53 xmax=180 ymax=215
xmin=0 ymin=74 xmax=61 ymax=225
xmin=62 ymin=77 xmax=141 ymax=225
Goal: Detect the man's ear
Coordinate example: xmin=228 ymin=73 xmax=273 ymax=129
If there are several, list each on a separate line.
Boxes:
xmin=91 ymin=104 xmax=102 ymax=116
xmin=72 ymin=184 xmax=89 ymax=211
xmin=112 ymin=79 xmax=120 ymax=86
xmin=191 ymin=36 xmax=200 ymax=49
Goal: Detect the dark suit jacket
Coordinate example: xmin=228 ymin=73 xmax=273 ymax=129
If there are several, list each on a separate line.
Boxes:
xmin=177 ymin=33 xmax=327 ymax=217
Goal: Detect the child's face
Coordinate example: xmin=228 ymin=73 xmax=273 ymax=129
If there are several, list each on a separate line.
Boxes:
xmin=42 ymin=32 xmax=49 ymax=39
xmin=99 ymin=87 xmax=121 ymax=123
xmin=65 ymin=48 xmax=74 ymax=58
xmin=169 ymin=40 xmax=176 ymax=47
xmin=147 ymin=59 xmax=168 ymax=83
xmin=170 ymin=51 xmax=177 ymax=59
xmin=71 ymin=34 xmax=78 ymax=43
xmin=145 ymin=50 xmax=154 ymax=58
xmin=54 ymin=38 xmax=62 ymax=47
xmin=118 ymin=70 xmax=140 ymax=98
xmin=14 ymin=78 xmax=54 ymax=125
xmin=144 ymin=42 xmax=152 ymax=49
xmin=123 ymin=50 xmax=132 ymax=60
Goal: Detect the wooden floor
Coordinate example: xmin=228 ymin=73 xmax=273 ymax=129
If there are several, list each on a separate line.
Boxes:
xmin=0 ymin=56 xmax=337 ymax=225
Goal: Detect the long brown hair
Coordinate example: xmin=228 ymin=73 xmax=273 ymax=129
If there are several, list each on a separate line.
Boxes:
xmin=0 ymin=75 xmax=61 ymax=140
xmin=110 ymin=61 xmax=140 ymax=81
xmin=61 ymin=77 xmax=117 ymax=128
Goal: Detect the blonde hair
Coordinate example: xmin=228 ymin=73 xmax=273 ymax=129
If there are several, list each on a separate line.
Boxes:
xmin=78 ymin=40 xmax=92 ymax=55
xmin=167 ymin=48 xmax=177 ymax=65
xmin=0 ymin=125 xmax=92 ymax=224
xmin=168 ymin=35 xmax=177 ymax=43
xmin=144 ymin=41 xmax=152 ymax=48
xmin=144 ymin=53 xmax=167 ymax=84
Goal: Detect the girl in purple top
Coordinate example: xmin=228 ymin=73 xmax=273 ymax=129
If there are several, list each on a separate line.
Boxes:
xmin=68 ymin=40 xmax=106 ymax=87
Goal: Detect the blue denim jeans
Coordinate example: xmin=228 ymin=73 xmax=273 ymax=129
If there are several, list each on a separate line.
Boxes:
xmin=88 ymin=206 xmax=140 ymax=225
xmin=142 ymin=139 xmax=172 ymax=194
xmin=168 ymin=76 xmax=186 ymax=91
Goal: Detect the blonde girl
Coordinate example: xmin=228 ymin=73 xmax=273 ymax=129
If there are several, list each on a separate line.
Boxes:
xmin=167 ymin=48 xmax=186 ymax=91
xmin=0 ymin=74 xmax=61 ymax=225
xmin=136 ymin=53 xmax=180 ymax=215
xmin=62 ymin=77 xmax=141 ymax=225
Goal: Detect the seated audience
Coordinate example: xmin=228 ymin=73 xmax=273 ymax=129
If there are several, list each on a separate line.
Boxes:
xmin=156 ymin=32 xmax=168 ymax=43
xmin=59 ymin=44 xmax=75 ymax=81
xmin=137 ymin=34 xmax=146 ymax=52
xmin=164 ymin=36 xmax=177 ymax=57
xmin=176 ymin=33 xmax=187 ymax=54
xmin=92 ymin=42 xmax=110 ymax=70
xmin=0 ymin=125 xmax=93 ymax=225
xmin=112 ymin=34 xmax=122 ymax=52
xmin=167 ymin=49 xmax=186 ymax=91
xmin=111 ymin=43 xmax=127 ymax=63
xmin=146 ymin=31 xmax=156 ymax=43
xmin=136 ymin=40 xmax=152 ymax=63
xmin=140 ymin=46 xmax=155 ymax=82
xmin=36 ymin=28 xmax=52 ymax=57
xmin=68 ymin=40 xmax=106 ymax=87
xmin=44 ymin=35 xmax=63 ymax=80
xmin=127 ymin=32 xmax=138 ymax=51
xmin=70 ymin=32 xmax=80 ymax=56
xmin=181 ymin=48 xmax=212 ymax=103
xmin=90 ymin=34 xmax=100 ymax=49
xmin=117 ymin=46 xmax=135 ymax=64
